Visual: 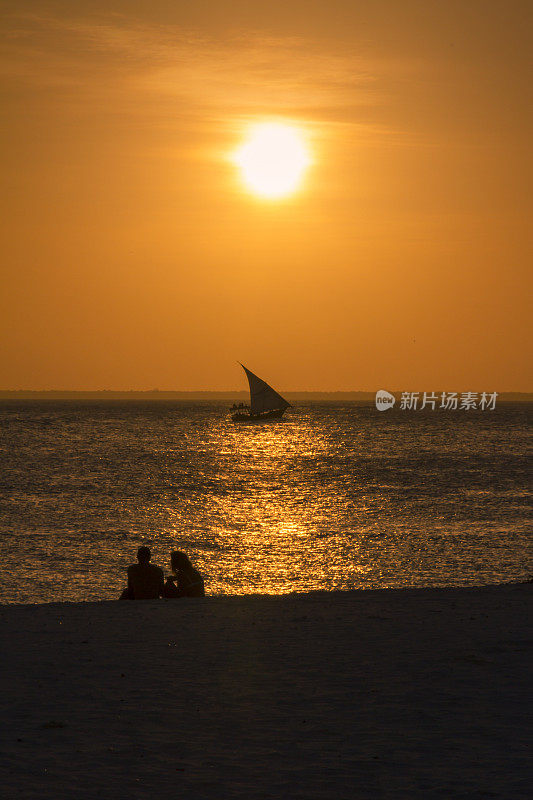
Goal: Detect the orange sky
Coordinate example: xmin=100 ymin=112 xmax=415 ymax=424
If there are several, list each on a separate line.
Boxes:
xmin=1 ymin=0 xmax=532 ymax=391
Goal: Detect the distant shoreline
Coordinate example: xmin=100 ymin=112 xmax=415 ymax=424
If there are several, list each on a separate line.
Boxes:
xmin=1 ymin=390 xmax=532 ymax=402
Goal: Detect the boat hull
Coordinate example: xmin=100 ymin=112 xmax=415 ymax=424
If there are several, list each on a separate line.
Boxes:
xmin=231 ymin=408 xmax=286 ymax=423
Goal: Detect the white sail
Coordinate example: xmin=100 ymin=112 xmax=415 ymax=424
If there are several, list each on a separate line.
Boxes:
xmin=240 ymin=364 xmax=291 ymax=414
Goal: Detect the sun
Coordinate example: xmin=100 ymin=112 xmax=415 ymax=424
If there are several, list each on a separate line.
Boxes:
xmin=232 ymin=122 xmax=311 ymax=199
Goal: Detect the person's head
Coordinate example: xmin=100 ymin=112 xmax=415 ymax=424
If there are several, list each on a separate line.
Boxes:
xmin=137 ymin=546 xmax=151 ymax=563
xmin=170 ymin=551 xmax=192 ymax=572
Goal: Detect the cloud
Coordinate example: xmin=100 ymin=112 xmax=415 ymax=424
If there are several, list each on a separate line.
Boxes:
xmin=1 ymin=9 xmax=389 ymax=132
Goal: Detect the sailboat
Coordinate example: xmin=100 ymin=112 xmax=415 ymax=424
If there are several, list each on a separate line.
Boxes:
xmin=231 ymin=363 xmax=292 ymax=422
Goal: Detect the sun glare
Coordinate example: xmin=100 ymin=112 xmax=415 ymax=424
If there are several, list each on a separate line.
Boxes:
xmin=233 ymin=123 xmax=311 ymax=199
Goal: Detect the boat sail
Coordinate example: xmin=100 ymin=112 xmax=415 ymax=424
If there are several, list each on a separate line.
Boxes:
xmin=231 ymin=363 xmax=292 ymax=422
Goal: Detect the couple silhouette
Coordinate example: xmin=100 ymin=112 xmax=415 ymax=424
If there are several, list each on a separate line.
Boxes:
xmin=120 ymin=546 xmax=205 ymax=600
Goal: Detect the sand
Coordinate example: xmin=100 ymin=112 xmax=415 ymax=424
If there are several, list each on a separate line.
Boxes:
xmin=1 ymin=584 xmax=531 ymax=799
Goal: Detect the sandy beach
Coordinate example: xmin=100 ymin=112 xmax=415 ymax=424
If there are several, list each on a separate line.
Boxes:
xmin=1 ymin=584 xmax=531 ymax=799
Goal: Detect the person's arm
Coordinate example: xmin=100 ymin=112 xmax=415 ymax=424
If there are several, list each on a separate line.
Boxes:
xmin=127 ymin=566 xmax=134 ymax=596
xmin=162 ymin=576 xmax=180 ymax=598
xmin=158 ymin=568 xmax=165 ymax=598
xmin=177 ymin=571 xmax=192 ymax=596
xmin=178 ymin=570 xmax=204 ymax=597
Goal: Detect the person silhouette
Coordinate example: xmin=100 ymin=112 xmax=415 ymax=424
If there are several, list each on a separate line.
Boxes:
xmin=120 ymin=546 xmax=165 ymax=600
xmin=163 ymin=551 xmax=205 ymax=598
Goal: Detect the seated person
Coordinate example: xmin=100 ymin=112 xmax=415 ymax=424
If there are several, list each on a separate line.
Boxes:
xmin=163 ymin=551 xmax=205 ymax=598
xmin=120 ymin=546 xmax=165 ymax=600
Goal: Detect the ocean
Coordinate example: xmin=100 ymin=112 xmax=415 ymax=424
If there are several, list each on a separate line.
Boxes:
xmin=0 ymin=400 xmax=531 ymax=604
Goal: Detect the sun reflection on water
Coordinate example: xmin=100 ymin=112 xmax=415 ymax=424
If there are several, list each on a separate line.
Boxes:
xmin=152 ymin=412 xmax=378 ymax=594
